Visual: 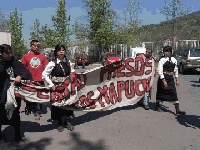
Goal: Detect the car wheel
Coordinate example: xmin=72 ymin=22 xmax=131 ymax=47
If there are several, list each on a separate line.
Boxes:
xmin=179 ymin=65 xmax=185 ymax=74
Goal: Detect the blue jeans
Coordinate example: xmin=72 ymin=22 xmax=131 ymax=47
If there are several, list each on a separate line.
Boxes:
xmin=26 ymin=101 xmax=41 ymax=116
xmin=141 ymin=96 xmax=149 ymax=106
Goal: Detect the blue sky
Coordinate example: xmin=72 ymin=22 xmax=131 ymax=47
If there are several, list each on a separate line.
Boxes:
xmin=1 ymin=0 xmax=199 ymax=43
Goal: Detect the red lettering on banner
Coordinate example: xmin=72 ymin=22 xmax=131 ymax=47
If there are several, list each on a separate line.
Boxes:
xmin=50 ymin=86 xmax=65 ymax=102
xmin=100 ymin=57 xmax=151 ymax=80
xmin=62 ymin=78 xmax=70 ymax=99
xmin=37 ymin=90 xmax=49 ymax=99
xmin=51 ymin=92 xmax=62 ymax=103
xmin=100 ymin=61 xmax=123 ymax=82
xmin=125 ymin=80 xmax=135 ymax=99
xmin=21 ymin=82 xmax=49 ymax=100
xmin=117 ymin=61 xmax=125 ymax=77
xmin=76 ymin=74 xmax=87 ymax=89
xmin=79 ymin=95 xmax=87 ymax=108
xmin=85 ymin=91 xmax=96 ymax=109
xmin=125 ymin=58 xmax=135 ymax=77
xmin=111 ymin=61 xmax=122 ymax=79
xmin=21 ymin=85 xmax=37 ymax=92
xmin=135 ymin=79 xmax=144 ymax=96
xmin=135 ymin=57 xmax=145 ymax=76
xmin=78 ymin=91 xmax=96 ymax=109
xmin=145 ymin=58 xmax=153 ymax=75
xmin=142 ymin=77 xmax=152 ymax=92
xmin=109 ymin=82 xmax=118 ymax=104
xmin=117 ymin=81 xmax=125 ymax=102
xmin=97 ymin=85 xmax=109 ymax=107
xmin=70 ymin=74 xmax=81 ymax=95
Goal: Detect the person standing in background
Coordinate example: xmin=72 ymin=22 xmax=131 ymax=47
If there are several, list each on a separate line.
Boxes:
xmin=80 ymin=51 xmax=86 ymax=69
xmin=74 ymin=50 xmax=79 ymax=69
xmin=100 ymin=49 xmax=107 ymax=66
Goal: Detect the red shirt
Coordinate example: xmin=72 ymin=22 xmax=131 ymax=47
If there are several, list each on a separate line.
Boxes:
xmin=21 ymin=52 xmax=49 ymax=81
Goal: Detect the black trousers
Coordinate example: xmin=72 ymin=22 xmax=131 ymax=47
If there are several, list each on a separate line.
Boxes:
xmin=0 ymin=97 xmax=21 ymax=138
xmin=51 ymin=105 xmax=73 ymax=126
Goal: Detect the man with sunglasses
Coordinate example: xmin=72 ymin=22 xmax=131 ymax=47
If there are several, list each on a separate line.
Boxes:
xmin=21 ymin=40 xmax=49 ymax=120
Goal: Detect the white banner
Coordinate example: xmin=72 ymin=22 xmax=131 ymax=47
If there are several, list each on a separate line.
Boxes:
xmin=14 ymin=57 xmax=155 ymax=111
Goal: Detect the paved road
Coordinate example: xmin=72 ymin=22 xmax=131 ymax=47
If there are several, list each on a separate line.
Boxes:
xmin=72 ymin=63 xmax=102 ymax=73
xmin=1 ymin=69 xmax=200 ymax=150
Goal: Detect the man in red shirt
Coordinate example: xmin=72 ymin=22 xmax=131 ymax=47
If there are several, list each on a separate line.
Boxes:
xmin=21 ymin=40 xmax=49 ymax=120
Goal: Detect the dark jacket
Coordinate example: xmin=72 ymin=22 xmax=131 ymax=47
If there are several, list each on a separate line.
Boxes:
xmin=0 ymin=56 xmax=33 ymax=104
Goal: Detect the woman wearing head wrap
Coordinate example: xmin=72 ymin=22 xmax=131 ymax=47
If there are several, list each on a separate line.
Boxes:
xmin=42 ymin=44 xmax=75 ymax=132
xmin=156 ymin=46 xmax=186 ymax=116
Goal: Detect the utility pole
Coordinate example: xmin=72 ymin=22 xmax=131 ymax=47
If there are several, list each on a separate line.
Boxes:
xmin=172 ymin=0 xmax=176 ymax=51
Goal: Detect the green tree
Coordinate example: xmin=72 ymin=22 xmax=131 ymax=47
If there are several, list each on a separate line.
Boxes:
xmin=9 ymin=7 xmax=26 ymax=59
xmin=30 ymin=19 xmax=41 ymax=41
xmin=83 ymin=0 xmax=117 ymax=50
xmin=74 ymin=20 xmax=90 ymax=41
xmin=103 ymin=0 xmax=143 ymax=48
xmin=50 ymin=0 xmax=70 ymax=47
xmin=160 ymin=0 xmax=191 ymax=49
xmin=29 ymin=19 xmax=49 ymax=48
xmin=119 ymin=0 xmax=143 ymax=47
xmin=42 ymin=25 xmax=57 ymax=48
xmin=0 ymin=8 xmax=9 ymax=32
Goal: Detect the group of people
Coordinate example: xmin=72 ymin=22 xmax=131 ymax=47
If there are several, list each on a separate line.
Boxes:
xmin=0 ymin=40 xmax=186 ymax=142
xmin=0 ymin=40 xmax=76 ymax=142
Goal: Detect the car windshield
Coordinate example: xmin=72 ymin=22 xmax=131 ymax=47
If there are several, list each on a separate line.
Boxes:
xmin=190 ymin=49 xmax=200 ymax=57
xmin=108 ymin=53 xmax=118 ymax=57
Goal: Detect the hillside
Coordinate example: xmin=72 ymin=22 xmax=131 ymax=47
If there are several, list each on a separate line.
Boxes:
xmin=141 ymin=11 xmax=200 ymax=43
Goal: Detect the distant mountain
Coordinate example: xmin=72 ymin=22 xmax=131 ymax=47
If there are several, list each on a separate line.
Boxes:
xmin=141 ymin=11 xmax=200 ymax=43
